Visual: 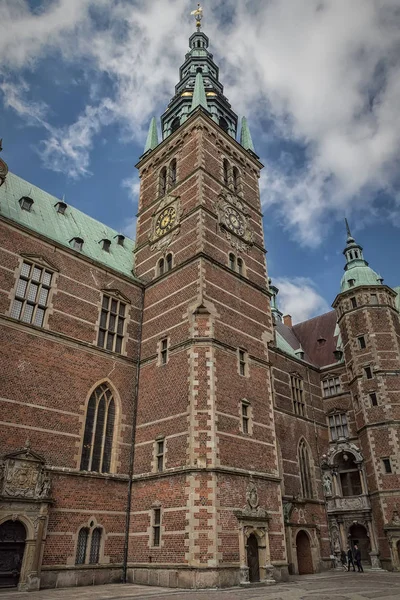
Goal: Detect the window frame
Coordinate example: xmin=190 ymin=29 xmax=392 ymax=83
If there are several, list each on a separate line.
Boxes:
xmin=357 ymin=335 xmax=366 ymax=350
xmin=364 ymin=366 xmax=373 ymax=380
xmin=9 ymin=258 xmax=55 ymax=329
xmin=369 ymin=392 xmax=378 ymax=406
xmin=238 ymin=348 xmax=249 ymax=377
xmin=159 ymin=166 xmax=167 ymax=197
xmin=350 ymin=296 xmax=357 ymax=308
xmin=80 ymin=383 xmax=117 ymax=474
xmin=298 ymin=439 xmax=313 ymax=499
xmin=97 ymin=293 xmax=128 ymax=355
xmin=159 ymin=337 xmax=169 ymax=366
xmin=328 ymin=412 xmax=349 ymax=441
xmin=291 ymin=374 xmax=305 ymax=416
xmin=382 ymin=458 xmax=392 ymax=474
xmin=19 ymin=196 xmax=34 ymax=212
xmin=155 ymin=438 xmax=165 ymax=472
xmin=75 ymin=522 xmax=104 ymax=565
xmin=322 ymin=375 xmax=342 ymax=398
xmin=240 ymin=400 xmax=252 ymax=435
xmin=169 ymin=158 xmax=177 ymax=189
xmin=152 ymin=508 xmax=162 ymax=547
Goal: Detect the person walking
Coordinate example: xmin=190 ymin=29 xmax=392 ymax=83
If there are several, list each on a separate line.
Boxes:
xmin=354 ymin=544 xmax=364 ymax=572
xmin=347 ymin=547 xmax=356 ymax=572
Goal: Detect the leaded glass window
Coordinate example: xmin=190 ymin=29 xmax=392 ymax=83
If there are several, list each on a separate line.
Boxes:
xmin=89 ymin=528 xmax=102 ymax=564
xmin=299 ymin=440 xmax=313 ymax=499
xmin=97 ymin=294 xmax=126 ymax=354
xmin=11 ymin=260 xmax=53 ymax=327
xmin=76 ymin=528 xmax=89 ymax=564
xmin=80 ymin=384 xmax=116 ymax=473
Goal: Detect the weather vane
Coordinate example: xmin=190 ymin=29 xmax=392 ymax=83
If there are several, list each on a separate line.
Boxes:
xmin=191 ymin=3 xmax=203 ymax=31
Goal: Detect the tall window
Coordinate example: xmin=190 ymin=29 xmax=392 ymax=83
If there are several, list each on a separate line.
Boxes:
xmin=160 ymin=338 xmax=168 ymax=365
xmin=241 ymin=401 xmax=251 ymax=434
xmin=80 ymin=383 xmax=116 ymax=473
xmin=237 ymin=257 xmax=243 ymax=276
xmin=223 ymin=159 xmax=229 ymax=186
xmin=75 ymin=528 xmax=89 ymax=564
xmin=232 ymin=167 xmax=239 ymax=193
xmin=328 ymin=413 xmax=349 ymax=441
xmin=97 ymin=294 xmax=126 ymax=354
xmin=299 ymin=440 xmax=313 ymax=499
xmin=156 ymin=439 xmax=165 ymax=472
xmin=160 ymin=167 xmax=167 ymax=196
xmin=166 ymin=253 xmax=173 ymax=272
xmin=158 ymin=257 xmax=165 ymax=276
xmin=238 ymin=349 xmax=248 ymax=377
xmin=229 ymin=253 xmax=236 ymax=270
xmin=169 ymin=159 xmax=177 ymax=188
xmin=291 ymin=375 xmax=305 ymax=416
xmin=322 ymin=376 xmax=341 ymax=397
xmin=75 ymin=525 xmax=103 ymax=565
xmin=152 ymin=509 xmax=161 ymax=547
xmin=10 ymin=260 xmax=53 ymax=327
xmin=337 ymin=452 xmax=362 ymax=496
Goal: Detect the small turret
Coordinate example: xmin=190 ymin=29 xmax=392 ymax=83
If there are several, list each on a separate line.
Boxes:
xmin=240 ymin=117 xmax=256 ymax=154
xmin=269 ymin=278 xmax=283 ymax=323
xmin=143 ymin=117 xmax=159 ymax=155
xmin=340 ymin=219 xmax=383 ymax=292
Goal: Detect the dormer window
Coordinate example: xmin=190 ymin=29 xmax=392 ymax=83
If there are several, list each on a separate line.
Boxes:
xmin=70 ymin=237 xmax=84 ymax=252
xmin=101 ymin=239 xmax=111 ymax=253
xmin=116 ymin=234 xmax=125 ymax=247
xmin=19 ymin=196 xmax=33 ymax=212
xmin=55 ymin=201 xmax=67 ymax=215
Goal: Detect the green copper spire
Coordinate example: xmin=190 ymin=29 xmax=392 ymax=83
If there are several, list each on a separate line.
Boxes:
xmin=190 ymin=71 xmax=209 ymax=112
xmin=340 ymin=219 xmax=383 ymax=292
xmin=143 ymin=117 xmax=159 ymax=153
xmin=240 ymin=117 xmax=255 ymax=152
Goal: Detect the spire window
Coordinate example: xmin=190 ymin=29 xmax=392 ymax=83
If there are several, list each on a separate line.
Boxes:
xmin=160 ymin=167 xmax=167 ymax=196
xmin=169 ymin=159 xmax=177 ymax=188
xmin=223 ymin=159 xmax=229 ymax=186
xmin=219 ymin=117 xmax=229 ymax=134
xmin=170 ymin=118 xmax=180 ymax=134
xmin=232 ymin=167 xmax=239 ymax=193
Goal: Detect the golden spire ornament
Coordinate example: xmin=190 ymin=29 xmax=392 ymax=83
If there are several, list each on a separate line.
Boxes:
xmin=191 ymin=3 xmax=203 ymax=30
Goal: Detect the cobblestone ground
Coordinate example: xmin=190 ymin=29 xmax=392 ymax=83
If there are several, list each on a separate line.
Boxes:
xmin=1 ymin=571 xmax=400 ymax=600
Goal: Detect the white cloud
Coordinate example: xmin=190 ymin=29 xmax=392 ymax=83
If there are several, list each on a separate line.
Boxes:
xmin=0 ymin=80 xmax=48 ymax=124
xmin=274 ymin=277 xmax=330 ymax=323
xmin=1 ymin=0 xmax=400 ymax=245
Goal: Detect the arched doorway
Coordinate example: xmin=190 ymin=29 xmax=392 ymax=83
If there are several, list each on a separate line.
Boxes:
xmin=0 ymin=520 xmax=26 ymax=588
xmin=296 ymin=530 xmax=313 ymax=574
xmin=246 ymin=534 xmax=260 ymax=582
xmin=349 ymin=524 xmax=370 ymax=563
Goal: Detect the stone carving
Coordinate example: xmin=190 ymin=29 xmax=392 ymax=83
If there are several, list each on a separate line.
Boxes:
xmin=326 ymin=440 xmax=364 ymax=466
xmin=329 ymin=518 xmax=341 ymax=553
xmin=0 ymin=446 xmax=51 ymax=501
xmin=327 ymin=495 xmax=370 ymax=513
xmin=391 ymin=509 xmax=400 ymax=525
xmin=282 ymin=501 xmax=294 ymax=524
xmin=247 ymin=482 xmax=259 ymax=509
xmin=323 ymin=474 xmax=333 ymax=496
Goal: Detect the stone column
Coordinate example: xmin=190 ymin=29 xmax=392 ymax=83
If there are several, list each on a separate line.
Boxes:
xmin=357 ymin=463 xmax=368 ymax=495
xmin=367 ymin=520 xmax=382 ymax=570
xmin=238 ymin=525 xmax=249 ymax=584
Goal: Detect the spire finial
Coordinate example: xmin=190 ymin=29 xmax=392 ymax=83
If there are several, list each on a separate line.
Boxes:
xmin=240 ymin=117 xmax=256 ymax=153
xmin=345 ymin=218 xmax=352 ymax=239
xmin=143 ymin=117 xmax=159 ymax=154
xmin=191 ymin=3 xmax=203 ymax=30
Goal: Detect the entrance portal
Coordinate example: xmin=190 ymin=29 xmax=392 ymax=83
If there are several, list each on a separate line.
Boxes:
xmin=0 ymin=520 xmax=26 ymax=588
xmin=296 ymin=530 xmax=313 ymax=574
xmin=349 ymin=524 xmax=371 ymax=563
xmin=246 ymin=534 xmax=260 ymax=582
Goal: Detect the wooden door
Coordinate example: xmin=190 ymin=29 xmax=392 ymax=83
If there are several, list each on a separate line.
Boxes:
xmin=0 ymin=521 xmax=26 ymax=588
xmin=246 ymin=533 xmax=260 ymax=582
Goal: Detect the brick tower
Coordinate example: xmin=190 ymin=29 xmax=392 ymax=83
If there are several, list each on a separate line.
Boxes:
xmin=129 ymin=13 xmax=285 ymax=587
xmin=332 ymin=221 xmax=400 ymax=570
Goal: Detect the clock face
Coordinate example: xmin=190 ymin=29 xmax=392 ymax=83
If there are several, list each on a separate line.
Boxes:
xmin=224 ymin=206 xmax=245 ymax=236
xmin=155 ymin=206 xmax=177 ymax=237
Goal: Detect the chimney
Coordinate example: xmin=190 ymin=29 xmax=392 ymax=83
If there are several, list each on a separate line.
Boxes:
xmin=283 ymin=314 xmax=292 ymax=328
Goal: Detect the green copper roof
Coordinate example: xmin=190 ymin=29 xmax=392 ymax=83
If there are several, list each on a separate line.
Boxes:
xmin=240 ymin=116 xmax=255 ymax=152
xmin=190 ymin=72 xmax=209 ymax=112
xmin=276 ymin=330 xmax=299 ymax=359
xmin=340 ymin=221 xmax=383 ymax=292
xmin=0 ymin=172 xmax=136 ymax=279
xmin=144 ymin=117 xmax=159 ymax=154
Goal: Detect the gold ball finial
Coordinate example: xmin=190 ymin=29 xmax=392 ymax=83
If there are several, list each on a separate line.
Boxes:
xmin=190 ymin=3 xmax=203 ymax=30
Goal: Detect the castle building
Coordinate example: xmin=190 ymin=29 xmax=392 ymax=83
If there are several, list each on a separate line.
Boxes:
xmin=0 ymin=12 xmax=400 ymax=592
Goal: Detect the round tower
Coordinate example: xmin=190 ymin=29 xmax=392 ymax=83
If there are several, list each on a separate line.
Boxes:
xmin=333 ymin=221 xmax=400 ymax=570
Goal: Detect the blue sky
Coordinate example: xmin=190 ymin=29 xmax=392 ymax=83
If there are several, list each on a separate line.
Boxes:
xmin=1 ymin=0 xmax=400 ymax=322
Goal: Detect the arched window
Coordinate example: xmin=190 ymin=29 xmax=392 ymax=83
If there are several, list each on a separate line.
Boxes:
xmin=158 ymin=257 xmax=165 ymax=276
xmin=160 ymin=167 xmax=167 ymax=196
xmin=223 ymin=159 xmax=229 ymax=186
xmin=89 ymin=528 xmax=102 ymax=564
xmin=80 ymin=383 xmax=116 ymax=473
xmin=219 ymin=117 xmax=229 ymax=134
xmin=232 ymin=167 xmax=239 ymax=193
xmin=169 ymin=159 xmax=177 ymax=188
xmin=170 ymin=118 xmax=180 ymax=134
xmin=336 ymin=452 xmax=362 ymax=497
xmin=299 ymin=440 xmax=313 ymax=499
xmin=166 ymin=253 xmax=173 ymax=272
xmin=229 ymin=253 xmax=236 ymax=271
xmin=237 ymin=257 xmax=243 ymax=276
xmin=76 ymin=527 xmax=89 ymax=565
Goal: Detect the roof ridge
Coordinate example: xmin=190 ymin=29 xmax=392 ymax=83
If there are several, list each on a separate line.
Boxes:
xmin=292 ymin=309 xmax=336 ymax=328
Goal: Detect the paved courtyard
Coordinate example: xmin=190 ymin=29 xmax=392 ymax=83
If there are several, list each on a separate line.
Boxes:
xmin=1 ymin=571 xmax=400 ymax=600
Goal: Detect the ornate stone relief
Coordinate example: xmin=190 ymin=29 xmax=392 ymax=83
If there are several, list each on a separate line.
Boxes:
xmin=0 ymin=443 xmax=52 ymax=501
xmin=213 ymin=193 xmax=254 ymax=252
xmin=235 ymin=482 xmax=268 ymax=521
